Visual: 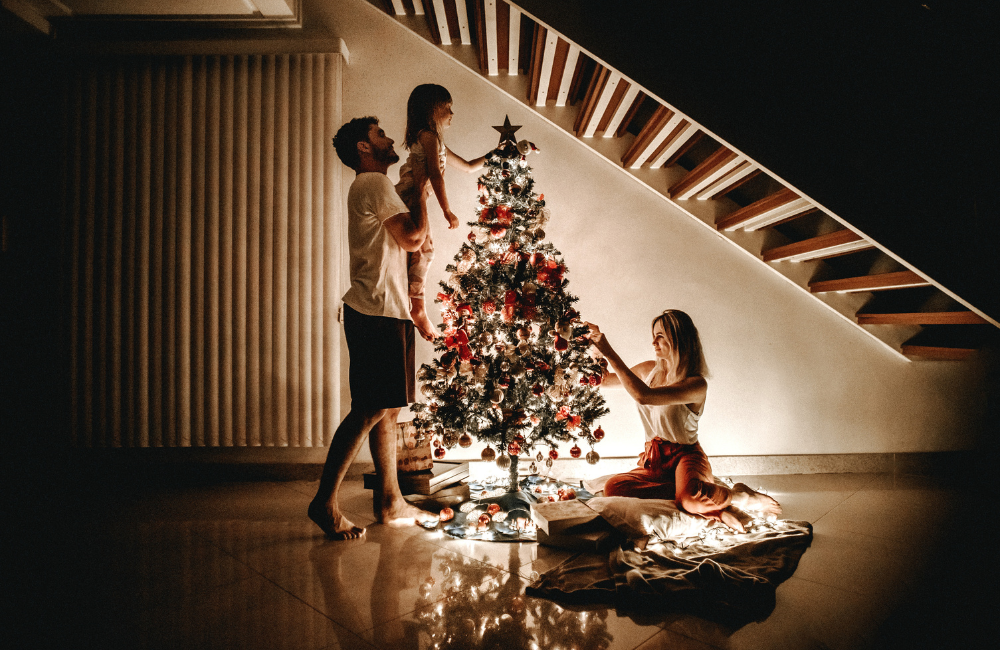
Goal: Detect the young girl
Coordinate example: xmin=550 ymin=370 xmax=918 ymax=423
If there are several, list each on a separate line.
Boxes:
xmin=396 ymin=84 xmax=484 ymax=341
xmin=585 ymin=310 xmax=782 ymax=533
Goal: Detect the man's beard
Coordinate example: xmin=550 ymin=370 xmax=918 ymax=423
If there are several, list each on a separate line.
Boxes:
xmin=373 ymin=145 xmax=399 ymax=166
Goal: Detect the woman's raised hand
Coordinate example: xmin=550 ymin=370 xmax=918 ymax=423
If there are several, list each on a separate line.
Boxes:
xmin=583 ymin=321 xmax=610 ymax=354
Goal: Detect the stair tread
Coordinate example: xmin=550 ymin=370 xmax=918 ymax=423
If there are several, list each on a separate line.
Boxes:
xmin=810 ymin=271 xmax=929 ymax=293
xmin=858 ymin=311 xmax=988 ymax=325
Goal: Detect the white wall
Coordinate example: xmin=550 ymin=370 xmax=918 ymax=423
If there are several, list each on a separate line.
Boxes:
xmin=313 ymin=0 xmax=991 ymax=462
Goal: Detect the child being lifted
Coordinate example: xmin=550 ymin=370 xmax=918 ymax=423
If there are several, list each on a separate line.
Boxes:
xmin=395 ymin=83 xmax=485 ymax=341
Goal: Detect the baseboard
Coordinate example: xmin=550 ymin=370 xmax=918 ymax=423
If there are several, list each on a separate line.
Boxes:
xmin=64 ymin=448 xmax=973 ymax=483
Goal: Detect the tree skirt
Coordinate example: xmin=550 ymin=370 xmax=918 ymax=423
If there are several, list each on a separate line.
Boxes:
xmin=430 ymin=475 xmax=596 ymax=542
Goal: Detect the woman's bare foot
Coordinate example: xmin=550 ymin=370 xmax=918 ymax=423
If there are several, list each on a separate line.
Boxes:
xmin=410 ymin=307 xmax=437 ymax=342
xmin=731 ymin=483 xmax=783 ymax=517
xmin=378 ymin=500 xmax=439 ymax=527
xmin=720 ymin=506 xmax=753 ymax=533
xmin=308 ymin=501 xmax=366 ymax=540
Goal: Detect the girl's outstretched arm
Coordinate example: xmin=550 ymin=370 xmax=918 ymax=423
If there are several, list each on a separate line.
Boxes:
xmin=584 ymin=322 xmax=707 ymax=407
xmin=446 ymin=148 xmax=485 ymax=174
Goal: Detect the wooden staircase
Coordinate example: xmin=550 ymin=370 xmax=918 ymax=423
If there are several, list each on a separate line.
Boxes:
xmin=372 ymin=0 xmax=998 ymax=361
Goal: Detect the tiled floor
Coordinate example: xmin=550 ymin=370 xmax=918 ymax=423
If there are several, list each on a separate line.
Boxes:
xmin=16 ymin=469 xmax=995 ymax=649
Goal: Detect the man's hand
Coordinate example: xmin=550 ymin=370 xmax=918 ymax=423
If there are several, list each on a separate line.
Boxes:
xmin=444 ymin=210 xmax=460 ymax=230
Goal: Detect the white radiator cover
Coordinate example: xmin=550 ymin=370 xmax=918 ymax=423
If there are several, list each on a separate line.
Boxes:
xmin=68 ymin=52 xmax=344 ymax=448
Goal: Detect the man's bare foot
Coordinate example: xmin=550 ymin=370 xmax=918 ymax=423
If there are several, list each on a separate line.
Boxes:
xmin=732 ymin=483 xmax=783 ymax=517
xmin=378 ymin=500 xmax=439 ymax=527
xmin=410 ymin=308 xmax=438 ymax=342
xmin=308 ymin=501 xmax=366 ymax=540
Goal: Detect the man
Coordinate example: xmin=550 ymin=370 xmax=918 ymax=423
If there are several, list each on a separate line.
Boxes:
xmin=309 ymin=117 xmax=437 ymax=539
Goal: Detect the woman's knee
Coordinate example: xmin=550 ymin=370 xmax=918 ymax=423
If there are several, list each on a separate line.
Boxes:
xmin=602 ymin=474 xmax=633 ymax=497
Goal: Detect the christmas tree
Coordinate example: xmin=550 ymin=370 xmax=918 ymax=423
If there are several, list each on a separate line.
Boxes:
xmin=411 ymin=117 xmax=609 ymax=491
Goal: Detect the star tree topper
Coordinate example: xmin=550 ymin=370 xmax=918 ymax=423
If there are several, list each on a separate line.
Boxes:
xmin=492 ymin=115 xmax=522 ymax=146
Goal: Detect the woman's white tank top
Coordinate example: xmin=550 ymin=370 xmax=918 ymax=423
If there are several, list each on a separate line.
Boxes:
xmin=635 ymin=368 xmax=701 ymax=444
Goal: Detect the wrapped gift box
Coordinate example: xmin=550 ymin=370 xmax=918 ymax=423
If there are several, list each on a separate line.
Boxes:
xmin=396 ymin=421 xmax=432 ymax=472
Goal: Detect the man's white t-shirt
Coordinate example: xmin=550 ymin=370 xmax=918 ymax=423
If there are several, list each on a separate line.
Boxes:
xmin=341 ymin=172 xmax=411 ymax=321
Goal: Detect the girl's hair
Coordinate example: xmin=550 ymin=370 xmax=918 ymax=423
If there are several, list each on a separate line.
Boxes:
xmin=652 ymin=310 xmax=710 ymax=379
xmin=404 ymin=83 xmax=453 ymax=148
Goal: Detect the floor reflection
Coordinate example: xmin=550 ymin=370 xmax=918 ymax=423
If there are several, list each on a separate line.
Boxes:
xmin=408 ymin=543 xmax=615 ymax=650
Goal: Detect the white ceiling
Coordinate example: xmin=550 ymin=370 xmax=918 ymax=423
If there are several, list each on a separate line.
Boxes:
xmin=59 ymin=1 xmax=293 ymax=16
xmin=12 ymin=0 xmax=295 ymax=20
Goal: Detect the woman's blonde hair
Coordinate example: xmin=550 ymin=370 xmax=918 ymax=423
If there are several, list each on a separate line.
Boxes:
xmin=652 ymin=309 xmax=709 ymax=378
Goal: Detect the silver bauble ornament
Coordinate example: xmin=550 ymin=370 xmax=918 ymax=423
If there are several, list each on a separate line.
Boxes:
xmin=496 ymin=453 xmax=512 ymax=470
xmin=586 ymin=450 xmax=600 ymax=465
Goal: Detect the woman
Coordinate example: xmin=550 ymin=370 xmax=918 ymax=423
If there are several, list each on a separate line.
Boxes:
xmin=585 ymin=310 xmax=781 ymax=533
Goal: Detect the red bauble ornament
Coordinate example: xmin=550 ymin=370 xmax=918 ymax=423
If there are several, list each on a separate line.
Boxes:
xmin=487 ymin=503 xmax=501 ymax=516
xmin=477 ymin=513 xmax=492 ymax=531
xmin=589 ymin=374 xmax=602 ymax=386
xmin=481 ymin=446 xmax=496 ymax=462
xmin=439 ymin=507 xmax=455 ymax=522
xmin=593 ymin=426 xmax=605 ymax=441
xmin=558 ymin=487 xmax=577 ymax=501
xmin=503 ymin=290 xmax=518 ymax=323
xmin=532 ymin=383 xmax=544 ymax=396
xmin=548 ymin=448 xmax=559 ymax=461
xmin=458 ymin=433 xmax=473 ymax=448
xmin=434 ymin=446 xmax=446 ymax=459
xmin=508 ymin=440 xmax=522 ymax=456
xmin=570 ymin=444 xmax=582 ymax=458
xmin=468 ymin=230 xmax=477 ymax=242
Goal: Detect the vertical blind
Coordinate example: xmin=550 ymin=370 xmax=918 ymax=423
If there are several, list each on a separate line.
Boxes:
xmin=68 ymin=52 xmax=344 ymax=448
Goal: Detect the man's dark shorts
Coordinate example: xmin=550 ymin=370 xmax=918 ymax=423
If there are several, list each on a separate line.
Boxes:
xmin=343 ymin=303 xmax=415 ymax=409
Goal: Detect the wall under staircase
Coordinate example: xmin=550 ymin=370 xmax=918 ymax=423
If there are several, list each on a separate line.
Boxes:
xmin=372 ymin=0 xmax=998 ymax=362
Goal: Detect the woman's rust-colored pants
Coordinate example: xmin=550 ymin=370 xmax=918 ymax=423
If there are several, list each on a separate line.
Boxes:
xmin=603 ymin=437 xmax=733 ymax=523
